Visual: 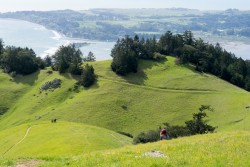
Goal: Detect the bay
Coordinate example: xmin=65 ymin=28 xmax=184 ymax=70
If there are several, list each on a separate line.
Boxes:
xmin=0 ymin=18 xmax=115 ymax=60
xmin=0 ymin=18 xmax=249 ymax=60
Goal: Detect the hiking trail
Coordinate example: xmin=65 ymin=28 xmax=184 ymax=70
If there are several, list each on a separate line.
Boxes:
xmin=2 ymin=126 xmax=35 ymax=156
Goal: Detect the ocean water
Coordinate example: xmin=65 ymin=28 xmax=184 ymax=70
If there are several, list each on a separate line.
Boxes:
xmin=0 ymin=18 xmax=115 ymax=60
xmin=219 ymin=42 xmax=250 ymax=60
xmin=0 ymin=18 xmax=249 ymax=60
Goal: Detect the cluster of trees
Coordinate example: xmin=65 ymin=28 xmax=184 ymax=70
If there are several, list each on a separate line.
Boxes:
xmin=52 ymin=45 xmax=83 ymax=75
xmin=0 ymin=39 xmax=45 ymax=75
xmin=158 ymin=31 xmax=250 ymax=91
xmin=133 ymin=105 xmax=216 ymax=144
xmin=111 ymin=35 xmax=165 ymax=75
xmin=0 ymin=40 xmax=96 ymax=88
xmin=111 ymin=31 xmax=250 ymax=91
xmin=51 ymin=45 xmax=96 ymax=87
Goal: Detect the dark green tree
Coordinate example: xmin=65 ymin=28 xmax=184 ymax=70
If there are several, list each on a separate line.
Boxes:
xmin=44 ymin=55 xmax=52 ymax=67
xmin=0 ymin=46 xmax=38 ymax=75
xmin=52 ymin=45 xmax=83 ymax=75
xmin=83 ymin=51 xmax=96 ymax=62
xmin=0 ymin=39 xmax=4 ymax=55
xmin=111 ymin=36 xmax=138 ymax=75
xmin=185 ymin=105 xmax=216 ymax=135
xmin=80 ymin=64 xmax=96 ymax=87
xmin=183 ymin=30 xmax=194 ymax=45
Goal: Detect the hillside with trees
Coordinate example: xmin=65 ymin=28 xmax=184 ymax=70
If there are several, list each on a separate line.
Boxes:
xmin=111 ymin=31 xmax=250 ymax=91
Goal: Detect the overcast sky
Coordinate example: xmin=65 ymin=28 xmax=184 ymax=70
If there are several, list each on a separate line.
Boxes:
xmin=0 ymin=0 xmax=250 ymax=12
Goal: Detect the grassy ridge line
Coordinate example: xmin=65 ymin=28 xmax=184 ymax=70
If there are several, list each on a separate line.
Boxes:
xmin=91 ymin=57 xmax=247 ymax=93
xmin=98 ymin=77 xmax=218 ymax=93
xmin=4 ymin=131 xmax=248 ymax=167
xmin=0 ymin=121 xmax=132 ymax=158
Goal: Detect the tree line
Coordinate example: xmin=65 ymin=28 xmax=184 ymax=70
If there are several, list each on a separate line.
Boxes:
xmin=0 ymin=39 xmax=45 ymax=76
xmin=0 ymin=39 xmax=96 ymax=87
xmin=111 ymin=31 xmax=250 ymax=91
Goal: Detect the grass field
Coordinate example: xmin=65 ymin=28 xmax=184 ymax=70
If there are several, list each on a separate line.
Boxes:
xmin=0 ymin=57 xmax=249 ymax=134
xmin=0 ymin=56 xmax=249 ymax=163
xmin=1 ymin=131 xmax=249 ymax=166
xmin=0 ymin=122 xmax=132 ymax=158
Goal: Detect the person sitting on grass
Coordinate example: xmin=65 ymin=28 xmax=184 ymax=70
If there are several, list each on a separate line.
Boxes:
xmin=160 ymin=128 xmax=169 ymax=140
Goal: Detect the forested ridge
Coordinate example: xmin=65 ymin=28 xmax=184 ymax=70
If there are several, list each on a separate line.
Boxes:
xmin=111 ymin=31 xmax=250 ymax=91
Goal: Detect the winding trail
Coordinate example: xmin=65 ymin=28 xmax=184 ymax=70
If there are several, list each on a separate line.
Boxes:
xmin=2 ymin=126 xmax=35 ymax=156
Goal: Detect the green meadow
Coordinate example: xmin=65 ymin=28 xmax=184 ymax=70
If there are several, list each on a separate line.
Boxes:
xmin=0 ymin=56 xmax=249 ymax=166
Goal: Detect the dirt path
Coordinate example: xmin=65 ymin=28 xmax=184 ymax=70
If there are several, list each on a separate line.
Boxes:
xmin=98 ymin=76 xmax=217 ymax=93
xmin=2 ymin=126 xmax=34 ymax=156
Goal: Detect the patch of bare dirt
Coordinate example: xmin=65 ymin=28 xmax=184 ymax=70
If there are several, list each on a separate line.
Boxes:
xmin=16 ymin=160 xmax=42 ymax=167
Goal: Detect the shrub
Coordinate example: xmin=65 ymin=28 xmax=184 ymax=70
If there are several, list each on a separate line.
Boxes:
xmin=133 ymin=129 xmax=160 ymax=144
xmin=185 ymin=105 xmax=216 ymax=135
xmin=0 ymin=106 xmax=9 ymax=115
xmin=134 ymin=105 xmax=217 ymax=144
xmin=163 ymin=123 xmax=190 ymax=138
xmin=153 ymin=52 xmax=166 ymax=61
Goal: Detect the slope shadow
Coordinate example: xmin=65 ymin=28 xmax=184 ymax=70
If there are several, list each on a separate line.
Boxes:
xmin=183 ymin=63 xmax=209 ymax=77
xmin=13 ymin=70 xmax=40 ymax=85
xmin=122 ymin=59 xmax=167 ymax=85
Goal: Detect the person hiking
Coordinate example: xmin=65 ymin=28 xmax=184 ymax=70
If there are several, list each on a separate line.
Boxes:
xmin=160 ymin=128 xmax=168 ymax=140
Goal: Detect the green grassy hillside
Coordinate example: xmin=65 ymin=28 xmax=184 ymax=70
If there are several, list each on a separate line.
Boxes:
xmin=0 ymin=56 xmax=249 ymax=164
xmin=1 ymin=131 xmax=249 ymax=166
xmin=0 ymin=122 xmax=132 ymax=158
xmin=0 ymin=57 xmax=249 ymax=135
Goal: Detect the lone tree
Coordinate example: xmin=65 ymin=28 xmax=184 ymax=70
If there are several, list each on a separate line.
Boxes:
xmin=185 ymin=105 xmax=216 ymax=135
xmin=79 ymin=64 xmax=96 ymax=87
xmin=83 ymin=51 xmax=96 ymax=62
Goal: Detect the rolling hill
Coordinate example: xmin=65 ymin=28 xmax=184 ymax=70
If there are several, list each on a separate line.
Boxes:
xmin=0 ymin=57 xmax=249 ymax=134
xmin=1 ymin=131 xmax=249 ymax=166
xmin=0 ymin=56 xmax=249 ymax=164
xmin=0 ymin=122 xmax=132 ymax=158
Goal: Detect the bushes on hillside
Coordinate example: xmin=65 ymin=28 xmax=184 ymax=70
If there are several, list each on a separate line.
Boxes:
xmin=133 ymin=105 xmax=216 ymax=144
xmin=133 ymin=130 xmax=161 ymax=144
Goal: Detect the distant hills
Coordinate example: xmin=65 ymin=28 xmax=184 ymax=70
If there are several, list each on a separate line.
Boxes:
xmin=1 ymin=9 xmax=250 ymax=40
